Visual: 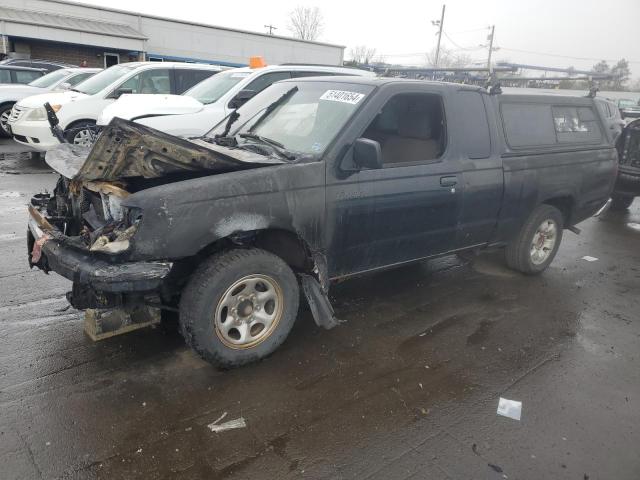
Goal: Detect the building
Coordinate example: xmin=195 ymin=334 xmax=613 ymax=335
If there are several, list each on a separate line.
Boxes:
xmin=0 ymin=0 xmax=345 ymax=68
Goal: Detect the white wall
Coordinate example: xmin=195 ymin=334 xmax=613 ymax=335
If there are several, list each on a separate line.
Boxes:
xmin=2 ymin=0 xmax=345 ymax=66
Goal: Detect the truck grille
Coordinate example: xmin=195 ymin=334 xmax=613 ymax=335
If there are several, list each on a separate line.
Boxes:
xmin=7 ymin=105 xmax=25 ymax=123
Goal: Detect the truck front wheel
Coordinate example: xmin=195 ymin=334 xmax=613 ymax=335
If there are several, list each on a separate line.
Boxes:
xmin=179 ymin=248 xmax=299 ymax=368
xmin=505 ymin=205 xmax=564 ymax=275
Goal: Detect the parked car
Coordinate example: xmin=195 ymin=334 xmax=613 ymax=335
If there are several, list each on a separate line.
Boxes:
xmin=27 ymin=77 xmax=616 ymax=367
xmin=610 ymin=118 xmax=640 ymax=210
xmin=0 ymin=65 xmax=45 ymax=85
xmin=0 ymin=68 xmax=101 ymax=137
xmin=594 ymin=97 xmax=625 ymax=143
xmin=96 ymin=64 xmax=376 ymax=137
xmin=0 ymin=58 xmax=76 ymax=73
xmin=617 ymin=98 xmax=640 ymax=119
xmin=8 ymin=62 xmax=224 ymax=150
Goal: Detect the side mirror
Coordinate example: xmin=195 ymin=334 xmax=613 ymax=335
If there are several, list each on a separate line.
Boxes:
xmin=110 ymin=88 xmax=133 ymax=99
xmin=228 ymin=89 xmax=257 ymax=109
xmin=58 ymin=82 xmax=72 ymax=90
xmin=353 ymin=138 xmax=383 ymax=170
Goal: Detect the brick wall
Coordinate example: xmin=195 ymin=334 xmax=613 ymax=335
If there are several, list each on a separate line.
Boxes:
xmin=15 ymin=39 xmax=138 ymax=68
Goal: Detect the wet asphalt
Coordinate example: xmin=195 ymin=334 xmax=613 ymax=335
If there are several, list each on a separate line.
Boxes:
xmin=0 ymin=138 xmax=638 ymax=480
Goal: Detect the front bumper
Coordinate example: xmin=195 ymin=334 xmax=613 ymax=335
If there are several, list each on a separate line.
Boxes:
xmin=8 ymin=119 xmax=59 ymax=152
xmin=27 ymin=205 xmax=172 ymax=294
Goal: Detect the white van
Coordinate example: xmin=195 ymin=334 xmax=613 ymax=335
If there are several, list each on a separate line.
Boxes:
xmin=0 ymin=67 xmax=100 ymax=137
xmin=96 ymin=64 xmax=376 ymax=138
xmin=8 ymin=62 xmax=224 ymax=150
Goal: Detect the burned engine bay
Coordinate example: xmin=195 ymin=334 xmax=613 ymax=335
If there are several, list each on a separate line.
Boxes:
xmin=30 ymin=118 xmax=292 ymax=259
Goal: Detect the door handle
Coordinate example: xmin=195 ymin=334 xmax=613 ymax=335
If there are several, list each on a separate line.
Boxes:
xmin=440 ymin=176 xmax=458 ymax=187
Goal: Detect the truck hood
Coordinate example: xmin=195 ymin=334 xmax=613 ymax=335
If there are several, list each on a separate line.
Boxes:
xmin=17 ymin=90 xmax=87 ymax=108
xmin=97 ymin=94 xmax=205 ymax=126
xmin=45 ymin=117 xmax=286 ymax=182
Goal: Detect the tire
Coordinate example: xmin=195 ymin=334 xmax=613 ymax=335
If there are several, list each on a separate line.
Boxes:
xmin=179 ymin=248 xmax=299 ymax=368
xmin=505 ymin=204 xmax=564 ymax=275
xmin=0 ymin=103 xmax=15 ymax=138
xmin=64 ymin=120 xmax=96 ymax=146
xmin=610 ymin=195 xmax=634 ymax=211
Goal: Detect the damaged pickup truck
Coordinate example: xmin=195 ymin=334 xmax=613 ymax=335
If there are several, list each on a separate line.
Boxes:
xmin=28 ymin=77 xmax=617 ymax=367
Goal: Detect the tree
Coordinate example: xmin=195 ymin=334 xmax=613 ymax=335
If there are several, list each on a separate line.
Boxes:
xmin=350 ymin=45 xmax=377 ymax=65
xmin=425 ymin=46 xmax=472 ymax=68
xmin=288 ymin=6 xmax=323 ymax=41
xmin=592 ymin=60 xmax=610 ymax=74
xmin=610 ymin=59 xmax=630 ymax=91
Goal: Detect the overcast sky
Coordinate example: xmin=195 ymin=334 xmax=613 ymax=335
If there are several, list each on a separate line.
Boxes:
xmin=77 ymin=0 xmax=640 ymax=79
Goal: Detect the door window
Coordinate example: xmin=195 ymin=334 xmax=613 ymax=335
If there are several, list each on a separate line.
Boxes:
xmin=174 ymin=69 xmax=215 ymax=94
xmin=118 ymin=69 xmax=171 ymax=94
xmin=0 ymin=70 xmax=11 ymax=83
xmin=14 ymin=70 xmax=42 ymax=84
xmin=361 ymin=93 xmax=446 ymax=166
xmin=552 ymin=106 xmax=602 ymax=143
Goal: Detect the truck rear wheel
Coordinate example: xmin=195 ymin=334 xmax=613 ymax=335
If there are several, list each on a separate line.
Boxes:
xmin=505 ymin=204 xmax=564 ymax=275
xmin=610 ymin=195 xmax=634 ymax=211
xmin=179 ymin=248 xmax=299 ymax=368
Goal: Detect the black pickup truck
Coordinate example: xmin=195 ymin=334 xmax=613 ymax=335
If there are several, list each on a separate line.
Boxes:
xmin=28 ymin=77 xmax=617 ymax=367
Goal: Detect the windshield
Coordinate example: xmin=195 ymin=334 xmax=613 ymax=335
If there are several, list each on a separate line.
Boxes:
xmin=619 ymin=99 xmax=637 ymax=108
xmin=73 ymin=64 xmax=137 ymax=95
xmin=186 ymin=70 xmax=251 ymax=104
xmin=28 ymin=69 xmax=70 ymax=88
xmin=207 ymin=81 xmax=373 ymax=156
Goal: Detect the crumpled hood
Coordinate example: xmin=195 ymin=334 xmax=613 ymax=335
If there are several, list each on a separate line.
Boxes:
xmin=45 ymin=117 xmax=285 ymax=182
xmin=97 ymin=94 xmax=205 ymax=126
xmin=16 ymin=90 xmax=87 ymax=108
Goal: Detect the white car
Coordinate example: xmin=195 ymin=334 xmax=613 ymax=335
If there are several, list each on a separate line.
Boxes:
xmin=0 ymin=67 xmax=100 ymax=137
xmin=8 ymin=62 xmax=224 ymax=151
xmin=97 ymin=65 xmax=376 ymax=138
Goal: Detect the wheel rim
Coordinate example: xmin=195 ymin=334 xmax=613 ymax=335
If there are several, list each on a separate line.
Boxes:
xmin=214 ymin=274 xmax=284 ymax=349
xmin=0 ymin=109 xmax=10 ymax=134
xmin=530 ymin=219 xmax=557 ymax=265
xmin=72 ymin=128 xmax=95 ymax=146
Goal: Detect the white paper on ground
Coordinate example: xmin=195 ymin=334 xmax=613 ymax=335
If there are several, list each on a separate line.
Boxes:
xmin=207 ymin=411 xmax=247 ymax=433
xmin=581 ymin=256 xmax=599 ymax=262
xmin=497 ymin=397 xmax=522 ymax=421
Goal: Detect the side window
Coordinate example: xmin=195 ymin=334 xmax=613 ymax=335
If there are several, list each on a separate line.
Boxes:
xmin=118 ymin=69 xmax=171 ymax=94
xmin=174 ymin=69 xmax=215 ymax=94
xmin=14 ymin=70 xmax=42 ymax=84
xmin=244 ymin=72 xmax=291 ymax=94
xmin=552 ymin=106 xmax=602 ymax=143
xmin=0 ymin=70 xmax=10 ymax=83
xmin=501 ymin=103 xmax=556 ymax=148
xmin=455 ymin=91 xmax=491 ymax=159
xmin=67 ymin=72 xmax=94 ymax=87
xmin=362 ymin=93 xmax=446 ymax=166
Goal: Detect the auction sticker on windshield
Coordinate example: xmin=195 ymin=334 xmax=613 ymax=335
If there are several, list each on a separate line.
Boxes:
xmin=320 ymin=90 xmax=365 ymax=104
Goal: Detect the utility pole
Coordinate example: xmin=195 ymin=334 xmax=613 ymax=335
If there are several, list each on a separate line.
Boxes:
xmin=264 ymin=24 xmax=277 ymax=35
xmin=432 ymin=5 xmax=446 ymax=68
xmin=486 ymin=25 xmax=495 ymax=73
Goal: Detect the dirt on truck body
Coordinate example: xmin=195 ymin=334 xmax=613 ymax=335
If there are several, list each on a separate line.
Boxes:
xmin=27 ymin=77 xmax=617 ymax=367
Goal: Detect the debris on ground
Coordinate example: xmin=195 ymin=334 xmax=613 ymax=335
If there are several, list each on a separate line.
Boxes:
xmin=497 ymin=397 xmax=522 ymax=421
xmin=581 ymin=256 xmax=599 ymax=262
xmin=207 ymin=412 xmax=247 ymax=433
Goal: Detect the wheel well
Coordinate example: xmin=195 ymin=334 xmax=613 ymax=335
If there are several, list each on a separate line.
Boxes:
xmin=0 ymin=101 xmax=16 ymax=110
xmin=543 ymin=196 xmax=573 ymax=225
xmin=64 ymin=119 xmax=96 ymax=132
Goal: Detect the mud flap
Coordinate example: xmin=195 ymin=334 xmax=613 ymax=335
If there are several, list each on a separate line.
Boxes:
xmin=299 ymin=274 xmax=340 ymax=330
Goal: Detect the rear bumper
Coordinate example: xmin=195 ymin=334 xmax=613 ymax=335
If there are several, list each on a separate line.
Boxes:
xmin=613 ymin=168 xmax=640 ymax=197
xmin=27 ymin=209 xmax=171 ymax=294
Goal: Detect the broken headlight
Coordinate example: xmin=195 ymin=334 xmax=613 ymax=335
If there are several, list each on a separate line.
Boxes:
xmin=89 ymin=207 xmax=142 ymax=254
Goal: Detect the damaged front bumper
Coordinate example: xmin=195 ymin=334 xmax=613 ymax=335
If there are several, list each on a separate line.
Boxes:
xmin=28 ymin=202 xmax=172 ymax=307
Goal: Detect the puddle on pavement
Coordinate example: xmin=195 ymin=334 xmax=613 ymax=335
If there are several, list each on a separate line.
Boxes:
xmin=0 ymin=151 xmax=52 ymax=174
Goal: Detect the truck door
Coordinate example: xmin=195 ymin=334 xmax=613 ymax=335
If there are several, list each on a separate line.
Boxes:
xmin=453 ymin=90 xmax=504 ymax=248
xmin=325 ymin=86 xmax=463 ymax=277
